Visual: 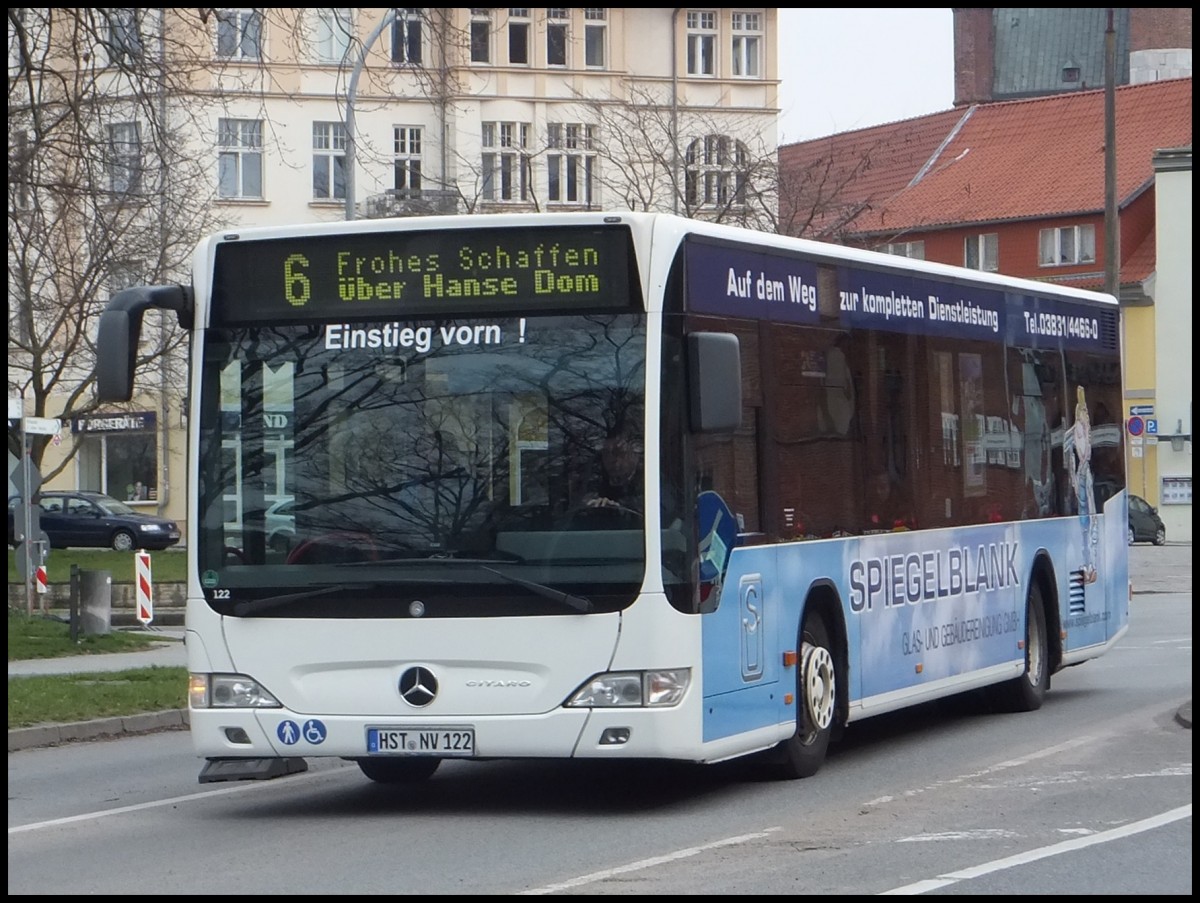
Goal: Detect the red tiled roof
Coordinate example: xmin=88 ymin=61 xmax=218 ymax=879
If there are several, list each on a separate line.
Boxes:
xmin=779 ymin=78 xmax=1192 ymax=239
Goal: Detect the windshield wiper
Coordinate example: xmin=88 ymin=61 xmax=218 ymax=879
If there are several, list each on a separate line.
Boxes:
xmin=232 ymin=584 xmax=355 ymax=616
xmin=479 ymin=566 xmax=594 ymax=614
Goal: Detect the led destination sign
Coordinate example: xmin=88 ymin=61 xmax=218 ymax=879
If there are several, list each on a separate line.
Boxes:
xmin=211 ymin=224 xmax=638 ymax=324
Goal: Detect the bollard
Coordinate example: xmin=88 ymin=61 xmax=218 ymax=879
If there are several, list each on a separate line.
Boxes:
xmin=69 ymin=564 xmax=81 ymax=643
xmin=79 ymin=569 xmax=113 ymax=636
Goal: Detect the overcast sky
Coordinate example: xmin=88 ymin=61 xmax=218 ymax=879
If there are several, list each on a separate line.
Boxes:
xmin=776 ymin=9 xmax=956 ymax=144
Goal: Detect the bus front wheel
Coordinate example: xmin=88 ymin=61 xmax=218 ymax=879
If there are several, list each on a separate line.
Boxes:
xmin=988 ymin=581 xmax=1049 ymax=712
xmin=356 ymin=756 xmax=441 ymax=784
xmin=771 ymin=613 xmax=837 ymax=779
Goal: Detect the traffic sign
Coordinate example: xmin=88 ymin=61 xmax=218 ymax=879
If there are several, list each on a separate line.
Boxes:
xmin=10 ymin=458 xmax=42 ymax=500
xmin=35 ymin=566 xmax=47 ymax=594
xmin=1146 ymin=419 xmax=1158 ymax=434
xmin=22 ymin=416 xmax=61 ymax=435
xmin=1129 ymin=405 xmax=1154 ymax=417
xmin=1127 ymin=416 xmax=1144 ymax=436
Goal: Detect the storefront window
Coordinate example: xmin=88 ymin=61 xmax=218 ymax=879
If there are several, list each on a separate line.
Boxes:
xmin=73 ymin=411 xmax=158 ymax=503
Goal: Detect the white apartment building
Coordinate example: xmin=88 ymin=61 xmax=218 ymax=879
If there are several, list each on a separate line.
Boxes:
xmin=9 ymin=9 xmax=780 ymax=545
xmin=200 ymin=8 xmax=781 ymax=226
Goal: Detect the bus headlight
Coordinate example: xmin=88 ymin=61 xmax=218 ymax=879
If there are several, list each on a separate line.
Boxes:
xmin=190 ymin=673 xmax=282 ymax=709
xmin=565 ymin=669 xmax=690 ymax=708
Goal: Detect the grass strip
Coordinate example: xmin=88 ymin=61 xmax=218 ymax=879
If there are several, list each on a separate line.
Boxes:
xmin=8 ymin=666 xmax=188 ymax=729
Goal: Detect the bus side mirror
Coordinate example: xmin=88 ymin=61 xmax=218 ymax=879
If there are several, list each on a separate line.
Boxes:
xmin=95 ymin=285 xmax=194 ymax=403
xmin=687 ymin=332 xmax=741 ymax=433
xmin=96 ymin=307 xmax=138 ymax=402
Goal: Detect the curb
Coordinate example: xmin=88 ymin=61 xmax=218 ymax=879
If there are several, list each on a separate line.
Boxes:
xmin=7 ymin=708 xmax=189 ymax=752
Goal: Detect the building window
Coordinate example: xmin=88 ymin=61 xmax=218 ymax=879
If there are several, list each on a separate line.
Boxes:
xmin=584 ymin=9 xmax=606 ymax=68
xmin=469 ymin=8 xmax=491 ymax=63
xmin=392 ymin=8 xmax=423 ymax=65
xmin=482 ymin=121 xmax=530 ymax=202
xmin=686 ymin=10 xmax=716 ymax=76
xmin=107 ymin=260 xmax=143 ymax=297
xmin=75 ymin=412 xmax=159 ymax=504
xmin=546 ymin=8 xmax=568 ymax=67
xmin=107 ymin=121 xmax=142 ymax=195
xmin=105 ymin=8 xmax=143 ymax=65
xmin=685 ymin=135 xmax=750 ymax=208
xmin=880 ymin=240 xmax=925 ymax=260
xmin=730 ymin=11 xmax=761 ymax=77
xmin=547 ymin=123 xmax=597 ymax=206
xmin=315 ymin=8 xmax=352 ymax=63
xmin=964 ymin=233 xmax=999 ymax=272
xmin=218 ymin=118 xmax=263 ymax=199
xmin=216 ymin=9 xmax=263 ymax=61
xmin=393 ymin=126 xmax=423 ymax=191
xmin=1039 ymin=225 xmax=1096 ymax=266
xmin=312 ymin=121 xmax=347 ymax=200
xmin=508 ymin=9 xmax=530 ymax=65
xmin=12 ymin=130 xmax=31 ymax=210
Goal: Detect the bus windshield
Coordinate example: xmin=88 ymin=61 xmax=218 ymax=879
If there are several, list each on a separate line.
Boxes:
xmin=195 ymin=312 xmax=646 ymax=617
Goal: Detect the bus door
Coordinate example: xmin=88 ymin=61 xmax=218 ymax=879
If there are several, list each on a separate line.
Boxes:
xmin=698 ymin=491 xmax=785 ymax=742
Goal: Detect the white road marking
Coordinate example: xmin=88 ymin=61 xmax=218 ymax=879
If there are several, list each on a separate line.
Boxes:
xmin=8 ymin=766 xmax=355 ymax=836
xmin=518 ymin=827 xmax=783 ymax=895
xmin=879 ymin=804 xmax=1192 ymax=895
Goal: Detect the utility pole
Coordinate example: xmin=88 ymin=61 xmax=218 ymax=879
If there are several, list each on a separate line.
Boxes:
xmin=1104 ymin=9 xmax=1119 ymax=298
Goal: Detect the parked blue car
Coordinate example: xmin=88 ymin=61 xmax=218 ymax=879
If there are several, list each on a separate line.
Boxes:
xmin=7 ymin=490 xmax=181 ymax=552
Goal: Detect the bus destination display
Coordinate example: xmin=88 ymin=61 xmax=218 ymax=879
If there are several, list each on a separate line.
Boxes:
xmin=212 ymin=224 xmax=637 ymax=324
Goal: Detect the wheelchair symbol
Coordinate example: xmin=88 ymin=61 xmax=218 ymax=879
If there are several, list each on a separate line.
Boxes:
xmin=302 ymin=719 xmax=327 ymax=745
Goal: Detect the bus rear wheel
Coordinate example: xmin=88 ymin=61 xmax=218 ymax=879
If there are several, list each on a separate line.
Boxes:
xmin=988 ymin=581 xmax=1049 ymax=712
xmin=771 ymin=613 xmax=837 ymax=779
xmin=356 ymin=756 xmax=441 ymax=784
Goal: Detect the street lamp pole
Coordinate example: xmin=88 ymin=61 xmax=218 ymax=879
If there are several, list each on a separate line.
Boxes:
xmin=344 ymin=9 xmax=397 ymax=221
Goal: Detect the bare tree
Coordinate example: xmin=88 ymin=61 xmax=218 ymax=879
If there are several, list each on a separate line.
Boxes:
xmin=550 ymin=82 xmax=781 ymax=231
xmin=773 ymin=136 xmax=889 ymax=243
xmin=8 ymin=6 xmax=880 ymax=484
xmin=7 ymin=8 xmax=232 ymax=476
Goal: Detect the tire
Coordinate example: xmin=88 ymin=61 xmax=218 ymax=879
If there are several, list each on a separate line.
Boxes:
xmin=988 ymin=581 xmax=1049 ymax=712
xmin=356 ymin=757 xmax=441 ymax=784
xmin=111 ymin=529 xmax=136 ymax=552
xmin=1128 ymin=525 xmax=1136 ymax=545
xmin=769 ymin=613 xmax=837 ymax=779
xmin=1153 ymin=527 xmax=1166 ymax=546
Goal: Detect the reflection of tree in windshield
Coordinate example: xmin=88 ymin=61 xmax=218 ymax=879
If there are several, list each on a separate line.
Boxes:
xmin=201 ymin=314 xmax=646 ymax=565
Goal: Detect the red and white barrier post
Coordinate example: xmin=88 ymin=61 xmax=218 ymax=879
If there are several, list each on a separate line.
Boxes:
xmin=135 ymin=551 xmax=153 ymax=626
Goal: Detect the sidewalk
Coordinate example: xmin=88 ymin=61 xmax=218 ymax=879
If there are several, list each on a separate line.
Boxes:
xmin=8 ymin=544 xmax=1192 ymax=751
xmin=7 ymin=628 xmax=187 ymax=676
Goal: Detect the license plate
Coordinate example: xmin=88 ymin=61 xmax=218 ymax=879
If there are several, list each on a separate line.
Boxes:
xmin=366 ymin=726 xmax=475 ymax=757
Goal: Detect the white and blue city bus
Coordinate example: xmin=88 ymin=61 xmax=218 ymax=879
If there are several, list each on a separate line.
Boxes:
xmin=96 ymin=212 xmax=1129 ymax=784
